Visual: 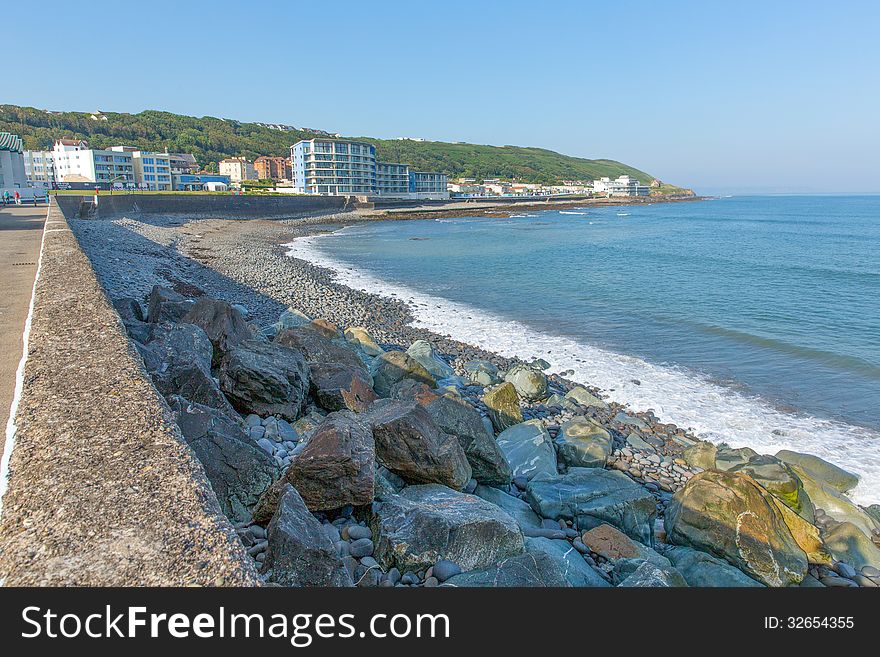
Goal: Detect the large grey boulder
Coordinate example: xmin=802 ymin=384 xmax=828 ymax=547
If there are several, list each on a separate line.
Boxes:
xmin=775 ymin=450 xmax=860 ymax=494
xmin=463 ymin=360 xmax=501 ymax=386
xmin=112 ymin=297 xmax=144 ymax=323
xmin=556 ymin=417 xmax=613 ymax=468
xmin=442 ymin=552 xmax=570 ymax=587
xmin=563 ymin=386 xmax=606 ymax=409
xmin=662 ymin=545 xmax=765 ymax=587
xmin=525 ymin=468 xmax=657 ymax=544
xmin=481 ymin=382 xmax=523 ymax=432
xmin=714 ymin=446 xmax=759 ymax=471
xmin=524 ymin=537 xmax=610 ymax=587
xmin=683 ymin=441 xmax=718 ymax=470
xmin=284 ymin=411 xmax=375 ymax=511
xmin=617 ymin=561 xmax=688 ymax=587
xmin=406 ymin=340 xmax=455 ymax=379
xmin=262 ymin=484 xmax=353 ymax=587
xmin=369 ymin=350 xmax=436 ymax=397
xmin=138 ymin=322 xmax=238 ymax=419
xmin=822 ymin=522 xmax=880 ymax=570
xmin=788 ymin=464 xmax=878 ymax=536
xmin=367 ymin=399 xmax=471 ymax=490
xmin=181 ymin=298 xmax=251 ymax=366
xmin=146 ymin=285 xmax=196 ymax=323
xmin=496 ymin=420 xmax=557 ymax=481
xmin=219 ymin=339 xmax=310 ymax=421
xmin=167 ymin=396 xmax=278 ymax=523
xmin=395 ymin=383 xmax=511 ymax=486
xmin=664 ymin=470 xmax=808 ymax=586
xmin=370 ymin=484 xmax=524 ymax=572
xmin=504 ymin=364 xmax=549 ymax=401
xmin=473 ymin=484 xmax=542 ymax=529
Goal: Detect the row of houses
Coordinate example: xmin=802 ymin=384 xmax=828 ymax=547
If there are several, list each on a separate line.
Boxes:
xmin=22 ymin=140 xmax=231 ymax=192
xmin=447 ymin=175 xmax=652 ymax=198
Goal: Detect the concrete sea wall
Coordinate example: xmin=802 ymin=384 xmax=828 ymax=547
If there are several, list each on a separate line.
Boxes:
xmin=0 ymin=200 xmax=259 ymax=585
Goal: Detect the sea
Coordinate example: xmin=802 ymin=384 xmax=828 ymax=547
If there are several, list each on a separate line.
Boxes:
xmin=286 ymin=195 xmax=880 ymax=504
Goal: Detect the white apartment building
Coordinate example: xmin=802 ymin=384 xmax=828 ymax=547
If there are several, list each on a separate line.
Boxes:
xmin=110 ymin=147 xmax=173 ymax=190
xmin=23 ymin=150 xmax=56 ymax=187
xmin=51 ymin=139 xmax=136 ymax=187
xmin=219 ymin=157 xmax=256 ymax=184
xmin=593 ymin=175 xmax=650 ymax=197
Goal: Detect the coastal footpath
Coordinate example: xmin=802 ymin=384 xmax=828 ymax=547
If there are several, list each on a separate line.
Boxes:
xmin=1 ymin=194 xmax=878 ymax=587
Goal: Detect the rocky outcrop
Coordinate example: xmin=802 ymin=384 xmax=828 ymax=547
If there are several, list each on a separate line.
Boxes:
xmin=525 ymin=468 xmax=657 ymax=544
xmin=822 ymin=522 xmax=880 ymax=570
xmin=167 ymin=396 xmax=278 ymax=523
xmin=664 ymin=470 xmax=808 ymax=586
xmin=261 ymin=484 xmax=353 ymax=587
xmin=789 ymin=464 xmax=878 ymax=536
xmin=219 ymin=339 xmax=310 ymax=421
xmin=729 ymin=454 xmax=806 ymax=513
xmin=367 ymin=399 xmax=471 ymax=490
xmin=371 ymin=484 xmax=524 ymax=572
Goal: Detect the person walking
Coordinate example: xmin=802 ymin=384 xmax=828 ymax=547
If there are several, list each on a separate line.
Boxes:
xmin=14 ymin=190 xmax=21 ymax=205
xmin=2 ymin=190 xmax=9 ymax=205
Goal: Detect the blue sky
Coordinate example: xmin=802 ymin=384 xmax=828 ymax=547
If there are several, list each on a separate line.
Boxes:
xmin=5 ymin=0 xmax=879 ymax=192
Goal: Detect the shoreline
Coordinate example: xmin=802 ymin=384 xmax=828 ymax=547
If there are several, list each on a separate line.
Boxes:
xmin=64 ymin=203 xmax=880 ymax=585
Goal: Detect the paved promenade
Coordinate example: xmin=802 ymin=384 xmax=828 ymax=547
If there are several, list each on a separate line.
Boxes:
xmin=0 ymin=205 xmax=45 ymax=460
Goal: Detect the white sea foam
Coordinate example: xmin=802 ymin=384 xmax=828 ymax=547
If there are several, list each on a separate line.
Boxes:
xmin=286 ymin=231 xmax=880 ymax=505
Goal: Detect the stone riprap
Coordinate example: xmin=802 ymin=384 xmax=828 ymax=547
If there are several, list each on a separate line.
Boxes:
xmin=5 ymin=198 xmax=873 ymax=589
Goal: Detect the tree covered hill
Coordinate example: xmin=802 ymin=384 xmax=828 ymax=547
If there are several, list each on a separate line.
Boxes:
xmin=0 ymin=104 xmax=674 ymax=186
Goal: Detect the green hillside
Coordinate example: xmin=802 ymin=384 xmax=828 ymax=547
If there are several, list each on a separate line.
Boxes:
xmin=0 ymin=104 xmax=677 ymax=187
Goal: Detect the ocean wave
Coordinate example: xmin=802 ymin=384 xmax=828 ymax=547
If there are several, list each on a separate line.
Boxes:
xmin=285 ymin=232 xmax=880 ymax=505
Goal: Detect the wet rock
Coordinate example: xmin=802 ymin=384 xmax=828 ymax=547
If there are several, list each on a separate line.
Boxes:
xmin=504 ymin=364 xmax=549 ymax=402
xmin=370 ymin=484 xmax=524 ymax=572
xmin=526 ymin=468 xmax=657 ymax=544
xmin=261 ymin=484 xmax=353 ymax=587
xmin=497 ymin=420 xmax=557 ymax=481
xmin=556 ymin=417 xmax=613 ymax=468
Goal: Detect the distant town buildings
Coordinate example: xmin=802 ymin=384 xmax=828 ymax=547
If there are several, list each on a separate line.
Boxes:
xmin=22 ymin=149 xmax=56 ymax=186
xmin=108 ymin=147 xmax=173 ymax=191
xmin=50 ymin=139 xmax=137 ymax=187
xmin=291 ymin=138 xmax=449 ymax=198
xmin=254 ymin=155 xmax=292 ymax=181
xmin=593 ymin=175 xmax=650 ymax=197
xmin=219 ymin=156 xmax=257 ymax=183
